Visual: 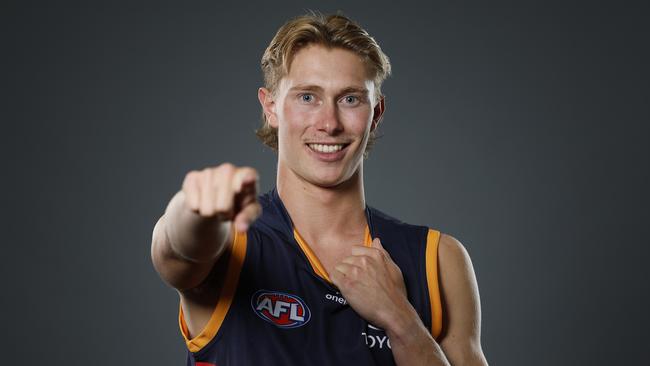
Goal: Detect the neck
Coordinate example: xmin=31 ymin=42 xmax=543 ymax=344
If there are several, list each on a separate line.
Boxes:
xmin=276 ymin=162 xmax=367 ymax=243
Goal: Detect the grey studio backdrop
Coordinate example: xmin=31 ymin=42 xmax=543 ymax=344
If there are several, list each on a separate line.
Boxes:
xmin=2 ymin=1 xmax=649 ymax=365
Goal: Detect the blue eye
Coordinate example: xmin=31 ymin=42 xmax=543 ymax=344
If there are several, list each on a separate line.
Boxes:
xmin=301 ymin=94 xmax=314 ymax=103
xmin=342 ymin=95 xmax=359 ymax=105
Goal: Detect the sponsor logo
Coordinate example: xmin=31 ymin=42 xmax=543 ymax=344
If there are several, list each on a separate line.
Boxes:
xmin=251 ymin=290 xmax=311 ymax=328
xmin=325 ymin=292 xmax=347 ymax=305
xmin=362 ymin=323 xmax=392 ymax=349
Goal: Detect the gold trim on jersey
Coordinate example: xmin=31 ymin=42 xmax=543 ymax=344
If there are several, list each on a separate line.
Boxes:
xmin=178 ymin=226 xmax=248 ymax=352
xmin=426 ymin=229 xmax=443 ymax=339
xmin=293 ymin=225 xmax=372 ymax=284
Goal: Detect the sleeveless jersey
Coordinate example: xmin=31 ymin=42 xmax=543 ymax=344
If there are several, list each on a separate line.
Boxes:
xmin=178 ymin=188 xmax=443 ymax=365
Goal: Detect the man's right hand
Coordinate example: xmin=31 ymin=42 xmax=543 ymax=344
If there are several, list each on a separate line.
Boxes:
xmin=151 ymin=163 xmax=261 ymax=292
xmin=181 ymin=163 xmax=262 ymax=233
xmin=151 ymin=163 xmax=261 ymax=336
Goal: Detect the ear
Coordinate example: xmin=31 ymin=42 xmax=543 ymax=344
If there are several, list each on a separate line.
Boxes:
xmin=258 ymin=87 xmax=278 ymax=128
xmin=370 ymin=96 xmax=385 ymax=132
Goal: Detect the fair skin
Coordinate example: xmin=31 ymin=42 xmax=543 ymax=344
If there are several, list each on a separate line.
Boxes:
xmin=151 ymin=44 xmax=487 ymax=365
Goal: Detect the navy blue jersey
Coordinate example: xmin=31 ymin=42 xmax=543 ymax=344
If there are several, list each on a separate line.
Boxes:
xmin=179 ymin=188 xmax=442 ymax=365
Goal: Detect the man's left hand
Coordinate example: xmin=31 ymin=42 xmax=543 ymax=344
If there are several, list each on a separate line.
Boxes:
xmin=330 ymin=238 xmax=415 ymax=330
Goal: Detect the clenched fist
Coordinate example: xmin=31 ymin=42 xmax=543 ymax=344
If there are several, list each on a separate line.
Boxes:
xmin=330 ymin=238 xmax=413 ymax=331
xmin=181 ymin=163 xmax=262 ymax=232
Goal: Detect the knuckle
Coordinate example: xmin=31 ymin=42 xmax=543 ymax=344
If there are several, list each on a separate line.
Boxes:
xmin=219 ymin=162 xmax=236 ymax=173
xmin=182 ymin=171 xmax=193 ymax=184
xmin=238 ymin=167 xmax=259 ymax=181
xmin=359 ymin=256 xmax=368 ymax=267
xmin=351 ymin=267 xmax=360 ymax=277
xmin=211 ymin=174 xmax=228 ymax=189
xmin=182 ymin=174 xmax=195 ymax=191
xmin=209 ymin=167 xmax=222 ymax=180
xmin=247 ymin=167 xmax=259 ymax=178
xmin=184 ymin=170 xmax=199 ymax=182
xmin=199 ymin=169 xmax=214 ymax=185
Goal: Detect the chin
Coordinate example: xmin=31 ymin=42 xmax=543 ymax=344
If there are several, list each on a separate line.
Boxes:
xmin=309 ymin=176 xmax=343 ymax=188
xmin=307 ymin=169 xmax=356 ymax=189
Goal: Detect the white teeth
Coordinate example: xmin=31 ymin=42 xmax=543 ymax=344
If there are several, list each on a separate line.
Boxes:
xmin=308 ymin=144 xmax=344 ymax=153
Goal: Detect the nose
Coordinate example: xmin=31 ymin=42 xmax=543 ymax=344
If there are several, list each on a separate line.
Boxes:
xmin=314 ymin=101 xmax=343 ymax=135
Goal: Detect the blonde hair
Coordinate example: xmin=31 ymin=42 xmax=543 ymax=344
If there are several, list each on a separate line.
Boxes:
xmin=256 ymin=12 xmax=391 ymax=158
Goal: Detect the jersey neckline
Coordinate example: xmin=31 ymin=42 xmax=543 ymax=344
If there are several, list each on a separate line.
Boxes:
xmin=293 ymin=224 xmax=372 ymax=284
xmin=269 ymin=187 xmax=376 ymax=284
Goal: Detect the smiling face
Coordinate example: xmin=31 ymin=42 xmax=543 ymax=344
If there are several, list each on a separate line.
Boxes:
xmin=259 ymin=44 xmax=384 ymax=188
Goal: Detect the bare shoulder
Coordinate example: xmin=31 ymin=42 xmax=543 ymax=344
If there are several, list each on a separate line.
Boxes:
xmin=438 ymin=233 xmax=475 ymax=281
xmin=436 ymin=233 xmax=488 ymax=365
xmin=439 ymin=233 xmax=471 ymax=264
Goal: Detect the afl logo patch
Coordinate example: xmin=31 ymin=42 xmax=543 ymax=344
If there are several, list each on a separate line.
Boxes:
xmin=251 ymin=290 xmax=311 ymax=328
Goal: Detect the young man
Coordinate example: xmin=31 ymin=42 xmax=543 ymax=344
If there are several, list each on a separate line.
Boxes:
xmin=151 ymin=13 xmax=488 ymax=366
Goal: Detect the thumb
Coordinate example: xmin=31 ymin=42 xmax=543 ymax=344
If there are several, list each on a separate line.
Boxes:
xmin=234 ymin=202 xmax=262 ymax=233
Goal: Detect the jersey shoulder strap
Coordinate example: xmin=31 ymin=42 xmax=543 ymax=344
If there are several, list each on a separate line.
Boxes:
xmin=367 ymin=206 xmax=442 ymax=339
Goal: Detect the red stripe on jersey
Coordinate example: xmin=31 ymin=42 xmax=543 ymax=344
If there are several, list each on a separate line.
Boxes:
xmin=195 ymin=363 xmax=216 ymax=366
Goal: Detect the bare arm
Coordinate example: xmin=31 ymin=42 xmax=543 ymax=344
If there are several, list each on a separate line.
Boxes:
xmin=383 ymin=234 xmax=487 ymax=365
xmin=385 ymin=304 xmax=451 ymax=365
xmin=150 ymin=164 xmax=260 ymax=336
xmin=437 ymin=234 xmax=488 ymax=365
xmin=331 ymin=234 xmax=487 ymax=365
xmin=150 ymin=190 xmax=232 ymax=291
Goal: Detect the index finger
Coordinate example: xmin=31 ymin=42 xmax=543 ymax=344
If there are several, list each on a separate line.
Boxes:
xmin=233 ymin=167 xmax=259 ymax=194
xmin=350 ymin=245 xmax=383 ymax=260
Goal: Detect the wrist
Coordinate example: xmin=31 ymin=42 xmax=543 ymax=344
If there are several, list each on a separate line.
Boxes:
xmin=165 ymin=192 xmax=231 ymax=262
xmin=384 ymin=301 xmax=429 ymax=346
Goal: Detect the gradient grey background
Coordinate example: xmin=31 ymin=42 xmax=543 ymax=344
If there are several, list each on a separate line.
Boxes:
xmin=3 ymin=0 xmax=649 ymax=365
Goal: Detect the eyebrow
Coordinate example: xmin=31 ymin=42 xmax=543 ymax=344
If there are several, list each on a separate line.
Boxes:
xmin=288 ymin=84 xmax=369 ymax=96
xmin=339 ymin=87 xmax=369 ymax=96
xmin=288 ymin=84 xmax=323 ymax=93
